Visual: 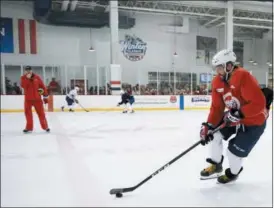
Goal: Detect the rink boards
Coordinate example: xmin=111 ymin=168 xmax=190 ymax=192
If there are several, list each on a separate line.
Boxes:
xmin=0 ymin=95 xmax=272 ymax=112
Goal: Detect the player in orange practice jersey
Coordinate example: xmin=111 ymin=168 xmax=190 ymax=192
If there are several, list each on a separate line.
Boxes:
xmin=199 ymin=49 xmax=269 ymax=184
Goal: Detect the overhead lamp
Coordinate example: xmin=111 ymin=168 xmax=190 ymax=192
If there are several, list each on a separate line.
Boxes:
xmin=252 ymin=62 xmax=258 ymax=66
xmin=249 ymin=58 xmax=254 ymax=63
xmin=173 ymin=52 xmax=178 ymax=57
xmin=89 ymin=47 xmax=95 ymax=52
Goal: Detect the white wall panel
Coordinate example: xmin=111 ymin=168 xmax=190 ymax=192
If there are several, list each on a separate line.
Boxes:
xmin=1 ymin=1 xmax=271 ymax=85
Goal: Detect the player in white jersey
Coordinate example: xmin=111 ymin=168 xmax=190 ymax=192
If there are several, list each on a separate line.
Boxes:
xmin=61 ymin=85 xmax=80 ymax=112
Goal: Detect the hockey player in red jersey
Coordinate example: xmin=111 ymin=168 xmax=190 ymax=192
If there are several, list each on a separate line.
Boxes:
xmin=20 ymin=66 xmax=50 ymax=133
xmin=200 ymin=49 xmax=269 ymax=184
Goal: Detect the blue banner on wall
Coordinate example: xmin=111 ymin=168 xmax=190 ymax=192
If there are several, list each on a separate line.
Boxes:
xmin=0 ymin=17 xmax=14 ymax=53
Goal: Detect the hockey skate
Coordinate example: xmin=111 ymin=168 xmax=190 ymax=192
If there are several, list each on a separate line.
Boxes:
xmin=69 ymin=108 xmax=74 ymax=112
xmin=61 ymin=106 xmax=64 ymax=111
xmin=217 ymin=167 xmax=243 ymax=184
xmin=122 ymin=110 xmax=127 ymax=113
xmin=200 ymin=156 xmax=223 ymax=180
xmin=23 ymin=129 xmax=32 ymax=134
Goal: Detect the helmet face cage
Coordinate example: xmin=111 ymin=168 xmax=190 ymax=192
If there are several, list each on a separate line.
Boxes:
xmin=212 ymin=50 xmax=236 ymax=78
xmin=224 ymin=61 xmax=235 ymax=73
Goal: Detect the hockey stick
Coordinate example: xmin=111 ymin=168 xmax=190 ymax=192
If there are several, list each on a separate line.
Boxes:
xmin=78 ymin=103 xmax=89 ymax=112
xmin=109 ymin=123 xmax=225 ymax=196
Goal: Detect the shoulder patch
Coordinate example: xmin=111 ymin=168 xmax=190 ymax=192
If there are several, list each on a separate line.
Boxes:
xmin=216 ymin=88 xmax=224 ymax=92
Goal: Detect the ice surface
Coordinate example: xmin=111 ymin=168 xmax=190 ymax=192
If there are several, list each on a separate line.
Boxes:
xmin=1 ymin=111 xmax=273 ymax=207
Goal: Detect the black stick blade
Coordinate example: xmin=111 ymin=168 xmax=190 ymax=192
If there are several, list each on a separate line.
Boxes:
xmin=110 ymin=188 xmax=124 ymax=195
xmin=109 ymin=187 xmax=135 ymax=195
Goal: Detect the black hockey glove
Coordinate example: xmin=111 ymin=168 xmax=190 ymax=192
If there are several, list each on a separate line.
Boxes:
xmin=261 ymin=88 xmax=273 ymax=110
xmin=200 ymin=122 xmax=214 ymax=146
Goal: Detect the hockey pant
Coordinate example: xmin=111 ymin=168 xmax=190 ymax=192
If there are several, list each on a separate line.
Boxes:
xmin=120 ymin=101 xmax=133 ymax=112
xmin=209 ymin=121 xmax=266 ymax=175
xmin=65 ymin=96 xmax=76 ymax=109
xmin=24 ymin=99 xmax=48 ymax=131
xmin=129 ymin=96 xmax=135 ymax=105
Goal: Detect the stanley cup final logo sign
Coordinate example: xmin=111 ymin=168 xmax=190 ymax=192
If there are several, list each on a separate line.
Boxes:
xmin=120 ymin=34 xmax=147 ymax=61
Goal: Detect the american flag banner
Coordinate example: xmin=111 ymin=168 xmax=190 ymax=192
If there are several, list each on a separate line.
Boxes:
xmin=0 ymin=17 xmax=37 ymax=54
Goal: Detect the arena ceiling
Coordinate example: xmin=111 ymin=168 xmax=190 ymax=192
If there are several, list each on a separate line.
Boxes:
xmin=73 ymin=0 xmax=273 ymax=39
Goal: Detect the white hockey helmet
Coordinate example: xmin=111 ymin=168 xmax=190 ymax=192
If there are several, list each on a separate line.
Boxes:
xmin=212 ymin=49 xmax=237 ymax=81
xmin=75 ymin=86 xmax=80 ymax=91
xmin=120 ymin=90 xmax=124 ymax=95
xmin=212 ymin=49 xmax=236 ymax=68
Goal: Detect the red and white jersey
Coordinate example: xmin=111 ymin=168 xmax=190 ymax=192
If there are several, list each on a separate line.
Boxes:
xmin=207 ymin=67 xmax=267 ymax=126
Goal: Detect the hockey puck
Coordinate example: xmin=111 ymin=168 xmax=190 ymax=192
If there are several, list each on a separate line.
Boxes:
xmin=115 ymin=192 xmax=123 ymax=198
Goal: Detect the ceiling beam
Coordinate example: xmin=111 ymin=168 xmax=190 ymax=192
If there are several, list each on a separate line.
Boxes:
xmin=215 ymin=22 xmax=224 ymax=27
xmin=118 ymin=6 xmax=222 ymax=18
xmin=160 ymin=1 xmax=226 ymax=9
xmin=217 ymin=22 xmax=273 ymax=30
xmin=75 ymin=1 xmax=272 ymax=28
xmin=234 ymin=16 xmax=273 ymax=23
xmin=203 ymin=15 xmax=272 ymax=28
xmin=234 ymin=23 xmax=272 ymax=30
xmin=160 ymin=1 xmax=272 ymax=13
xmin=119 ymin=6 xmax=272 ymax=24
xmin=203 ymin=16 xmax=223 ymax=26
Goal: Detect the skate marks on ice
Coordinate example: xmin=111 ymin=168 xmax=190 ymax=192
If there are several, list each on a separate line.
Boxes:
xmin=1 ymin=115 xmax=182 ymax=140
xmin=1 ymin=113 xmax=106 ymax=207
xmin=0 ymin=130 xmax=106 ymax=142
xmin=105 ymin=152 xmax=272 ymax=208
xmin=1 ymin=111 xmax=272 ymax=207
xmin=47 ymin=113 xmax=106 ymax=207
xmin=197 ymin=181 xmax=272 ymax=207
xmin=0 ymin=111 xmax=184 ymax=163
xmin=71 ymin=124 xmax=181 ymax=135
xmin=107 ymin=184 xmax=271 ymax=208
xmin=105 ymin=142 xmax=271 ymax=207
xmin=64 ymin=111 xmax=183 ymax=135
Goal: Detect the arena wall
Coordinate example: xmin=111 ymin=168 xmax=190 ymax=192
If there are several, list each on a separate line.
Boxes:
xmin=1 ymin=95 xmax=272 ymax=113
